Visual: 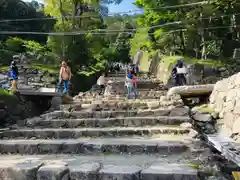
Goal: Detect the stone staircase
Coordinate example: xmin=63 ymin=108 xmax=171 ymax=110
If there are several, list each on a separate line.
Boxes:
xmin=0 ymin=73 xmax=221 ymax=180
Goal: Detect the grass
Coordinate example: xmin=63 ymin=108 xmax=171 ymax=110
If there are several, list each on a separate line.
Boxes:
xmin=195 ymin=104 xmax=216 ymax=113
xmin=0 ymin=66 xmax=9 ymax=71
xmin=0 ymin=89 xmax=18 ymax=103
xmin=0 ymin=89 xmax=11 ymax=96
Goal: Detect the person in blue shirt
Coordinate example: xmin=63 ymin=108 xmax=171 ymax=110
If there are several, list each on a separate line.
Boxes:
xmin=10 ymin=60 xmax=19 ymax=91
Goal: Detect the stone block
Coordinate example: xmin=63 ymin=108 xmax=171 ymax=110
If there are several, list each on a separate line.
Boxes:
xmin=11 ymin=161 xmax=43 ymax=180
xmin=69 ymin=162 xmax=100 ymax=180
xmin=99 ymin=165 xmax=141 ymax=180
xmin=141 ymin=163 xmax=197 ymax=180
xmin=37 ymin=163 xmax=69 ymax=180
xmin=169 ymin=107 xmax=189 ymax=116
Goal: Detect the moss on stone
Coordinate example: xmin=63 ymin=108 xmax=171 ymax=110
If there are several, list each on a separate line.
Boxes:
xmin=195 ymin=104 xmax=216 ymax=113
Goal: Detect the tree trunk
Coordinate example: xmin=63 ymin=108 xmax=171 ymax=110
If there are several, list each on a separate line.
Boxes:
xmin=59 ymin=0 xmax=66 ymax=57
xmin=200 ymin=12 xmax=206 ymax=59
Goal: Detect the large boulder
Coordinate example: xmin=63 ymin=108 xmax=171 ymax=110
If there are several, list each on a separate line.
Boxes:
xmin=210 ymin=72 xmax=240 ymax=140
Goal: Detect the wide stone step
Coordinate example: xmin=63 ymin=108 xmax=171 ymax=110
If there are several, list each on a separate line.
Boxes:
xmin=25 ymin=116 xmax=191 ymax=128
xmin=0 ymin=154 xmax=199 ymax=180
xmin=73 ymin=101 xmax=170 ymax=111
xmin=79 ymin=90 xmax=166 ymax=98
xmin=40 ymin=108 xmax=188 ymax=119
xmin=76 ymin=96 xmax=162 ymax=101
xmin=74 ymin=98 xmax=163 ymax=104
xmin=0 ymin=138 xmax=190 ymax=155
xmin=1 ymin=126 xmax=190 ymax=139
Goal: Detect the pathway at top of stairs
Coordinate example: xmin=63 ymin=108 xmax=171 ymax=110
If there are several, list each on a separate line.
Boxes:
xmin=0 ymin=73 xmax=222 ymax=180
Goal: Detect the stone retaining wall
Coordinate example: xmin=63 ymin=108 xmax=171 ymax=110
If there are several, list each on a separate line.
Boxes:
xmin=0 ymin=93 xmax=57 ymax=127
xmin=209 ymin=72 xmax=240 ymax=140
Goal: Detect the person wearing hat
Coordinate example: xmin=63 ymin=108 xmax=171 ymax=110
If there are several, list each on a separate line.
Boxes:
xmin=9 ymin=60 xmax=19 ymax=92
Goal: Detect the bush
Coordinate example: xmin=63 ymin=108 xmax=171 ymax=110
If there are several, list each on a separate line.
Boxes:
xmin=5 ymin=37 xmax=25 ymax=53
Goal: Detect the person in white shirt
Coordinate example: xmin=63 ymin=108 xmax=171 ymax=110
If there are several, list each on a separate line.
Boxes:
xmin=97 ymin=72 xmax=105 ymax=95
xmin=104 ymin=80 xmax=113 ymax=97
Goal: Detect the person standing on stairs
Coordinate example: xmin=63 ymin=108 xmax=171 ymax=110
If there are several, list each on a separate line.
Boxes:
xmin=97 ymin=72 xmax=105 ymax=95
xmin=172 ymin=59 xmax=187 ymax=86
xmin=125 ymin=71 xmax=137 ymax=99
xmin=58 ymin=60 xmax=72 ymax=95
xmin=132 ymin=73 xmax=137 ymax=99
xmin=9 ymin=60 xmax=19 ymax=92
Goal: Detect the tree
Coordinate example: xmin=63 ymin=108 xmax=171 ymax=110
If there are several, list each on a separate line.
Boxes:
xmin=0 ymin=0 xmax=56 ymax=43
xmin=132 ymin=0 xmax=240 ymax=59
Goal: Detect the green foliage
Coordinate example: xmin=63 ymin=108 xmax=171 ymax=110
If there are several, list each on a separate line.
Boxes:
xmin=131 ymin=0 xmax=240 ymax=60
xmin=130 ymin=29 xmax=151 ymax=56
xmin=5 ymin=37 xmax=25 ymax=53
xmin=24 ymin=40 xmax=45 ymax=53
xmin=0 ymin=0 xmax=56 ymax=43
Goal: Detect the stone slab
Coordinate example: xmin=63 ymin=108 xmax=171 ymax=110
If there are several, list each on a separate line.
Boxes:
xmin=2 ymin=126 xmax=190 ymax=139
xmin=99 ymin=165 xmax=141 ymax=180
xmin=206 ymin=133 xmax=233 ymax=152
xmin=37 ymin=163 xmax=69 ymax=180
xmin=18 ymin=90 xmax=61 ymax=97
xmin=167 ymin=84 xmax=214 ymax=97
xmin=141 ymin=163 xmax=197 ymax=180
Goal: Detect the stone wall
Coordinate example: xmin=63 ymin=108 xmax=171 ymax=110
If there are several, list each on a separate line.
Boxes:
xmin=209 ymin=72 xmax=240 ymax=140
xmin=0 ymin=93 xmax=56 ymax=127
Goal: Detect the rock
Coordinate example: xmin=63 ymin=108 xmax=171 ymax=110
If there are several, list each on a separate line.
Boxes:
xmin=147 ymin=101 xmax=160 ymax=109
xmin=12 ymin=161 xmax=43 ymax=180
xmin=186 ymin=63 xmax=204 ymax=85
xmin=169 ymin=107 xmax=189 ymax=116
xmin=192 ymin=112 xmax=212 ymax=122
xmin=37 ymin=163 xmax=69 ymax=180
xmin=180 ymin=122 xmax=192 ymax=128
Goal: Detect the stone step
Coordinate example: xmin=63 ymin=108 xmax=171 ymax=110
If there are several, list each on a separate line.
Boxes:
xmin=75 ymin=96 xmax=162 ymax=101
xmin=70 ymin=101 xmax=183 ymax=111
xmin=40 ymin=108 xmax=188 ymax=120
xmin=0 ymin=154 xmax=199 ymax=180
xmin=0 ymin=138 xmax=190 ymax=155
xmin=0 ymin=155 xmax=198 ymax=180
xmin=81 ymin=90 xmax=166 ymax=97
xmin=25 ymin=116 xmax=191 ymax=128
xmin=1 ymin=126 xmax=190 ymax=139
xmin=73 ymin=103 xmax=160 ymax=111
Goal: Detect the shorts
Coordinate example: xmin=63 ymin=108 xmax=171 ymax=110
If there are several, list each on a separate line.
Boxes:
xmin=11 ymin=76 xmax=18 ymax=80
